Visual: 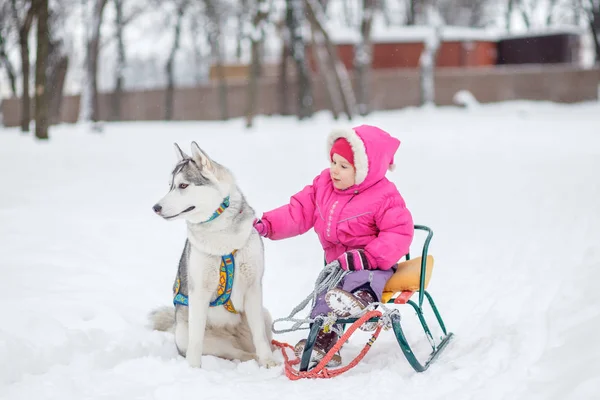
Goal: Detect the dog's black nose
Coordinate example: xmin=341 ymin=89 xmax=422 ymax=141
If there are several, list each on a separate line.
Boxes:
xmin=153 ymin=204 xmax=162 ymax=213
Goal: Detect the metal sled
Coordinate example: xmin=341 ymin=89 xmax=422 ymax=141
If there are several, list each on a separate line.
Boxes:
xmin=299 ymin=225 xmax=454 ymax=373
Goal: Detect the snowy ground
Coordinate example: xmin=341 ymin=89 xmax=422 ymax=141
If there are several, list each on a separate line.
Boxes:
xmin=1 ymin=101 xmax=600 ymax=400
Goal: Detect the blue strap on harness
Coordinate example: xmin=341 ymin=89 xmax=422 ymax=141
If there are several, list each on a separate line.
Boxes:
xmin=173 ymin=252 xmax=237 ymax=313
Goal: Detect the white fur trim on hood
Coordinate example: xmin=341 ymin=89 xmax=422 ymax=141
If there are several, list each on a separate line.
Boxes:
xmin=327 ymin=127 xmax=369 ymax=185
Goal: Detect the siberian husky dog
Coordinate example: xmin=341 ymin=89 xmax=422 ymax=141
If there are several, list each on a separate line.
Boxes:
xmin=149 ymin=142 xmax=277 ymax=369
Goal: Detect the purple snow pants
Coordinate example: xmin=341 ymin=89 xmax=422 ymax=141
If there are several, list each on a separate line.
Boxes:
xmin=310 ymin=269 xmax=394 ymax=318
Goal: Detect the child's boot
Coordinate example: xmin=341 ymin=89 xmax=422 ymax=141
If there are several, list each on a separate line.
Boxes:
xmin=294 ymin=329 xmax=342 ymax=367
xmin=325 ymin=288 xmax=378 ymax=331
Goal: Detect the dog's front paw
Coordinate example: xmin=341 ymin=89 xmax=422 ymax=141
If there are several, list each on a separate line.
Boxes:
xmin=258 ymin=356 xmax=279 ymax=369
xmin=187 ymin=350 xmax=202 ymax=368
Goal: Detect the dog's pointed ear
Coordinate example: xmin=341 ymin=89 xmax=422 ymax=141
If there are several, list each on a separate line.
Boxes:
xmin=191 ymin=141 xmax=213 ymax=171
xmin=174 ymin=143 xmax=189 ymax=161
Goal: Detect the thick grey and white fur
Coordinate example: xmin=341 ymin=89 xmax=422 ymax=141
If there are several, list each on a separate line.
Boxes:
xmin=149 ymin=141 xmax=277 ymax=369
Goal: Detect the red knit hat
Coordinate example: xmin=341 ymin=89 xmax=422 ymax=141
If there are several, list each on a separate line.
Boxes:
xmin=330 ymin=138 xmax=354 ymax=166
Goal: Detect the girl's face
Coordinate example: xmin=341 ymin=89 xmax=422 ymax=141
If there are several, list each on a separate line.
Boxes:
xmin=330 ymin=153 xmax=356 ymax=190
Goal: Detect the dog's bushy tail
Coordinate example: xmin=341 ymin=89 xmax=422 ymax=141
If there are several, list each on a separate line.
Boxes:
xmin=149 ymin=306 xmax=175 ymax=332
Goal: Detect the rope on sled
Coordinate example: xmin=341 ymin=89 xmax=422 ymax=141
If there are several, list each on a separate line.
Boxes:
xmin=272 ymin=309 xmax=386 ymax=380
xmin=271 ymin=262 xmax=348 ymax=334
xmin=270 ymin=262 xmax=402 ymax=379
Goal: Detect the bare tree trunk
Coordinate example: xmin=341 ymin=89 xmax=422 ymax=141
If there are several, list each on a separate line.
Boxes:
xmin=467 ymin=0 xmax=485 ymax=27
xmin=520 ymin=0 xmax=532 ymax=29
xmin=310 ymin=28 xmax=341 ymax=119
xmin=190 ymin=16 xmax=205 ymax=84
xmin=108 ymin=1 xmax=145 ymax=120
xmin=506 ymin=0 xmax=514 ymax=30
xmin=42 ymin=6 xmax=68 ymax=126
xmin=573 ymin=0 xmax=585 ymax=25
xmin=590 ymin=3 xmax=600 ymax=63
xmin=0 ymin=36 xmax=18 ymax=97
xmin=305 ymin=0 xmax=355 ymax=119
xmin=406 ymin=0 xmax=418 ymax=25
xmin=18 ymin=36 xmax=31 ymax=130
xmin=48 ymin=54 xmax=68 ymax=124
xmin=342 ymin=0 xmax=354 ymax=25
xmin=379 ymin=0 xmax=392 ymax=26
xmin=235 ymin=0 xmax=248 ymax=61
xmin=79 ymin=0 xmax=108 ymax=123
xmin=11 ymin=0 xmax=36 ymax=132
xmin=420 ymin=1 xmax=442 ymax=106
xmin=245 ymin=0 xmax=268 ymax=128
xmin=34 ymin=0 xmax=49 ymax=140
xmin=112 ymin=0 xmax=126 ymax=120
xmin=165 ymin=2 xmax=185 ymax=121
xmin=303 ymin=0 xmax=340 ymax=118
xmin=546 ymin=0 xmax=559 ymax=25
xmin=0 ymin=58 xmax=18 ymax=98
xmin=593 ymin=27 xmax=600 ymax=63
xmin=205 ymin=0 xmax=229 ymax=120
xmin=288 ymin=0 xmax=313 ymax=119
xmin=355 ymin=0 xmax=375 ymax=116
xmin=278 ymin=40 xmax=291 ymax=115
xmin=245 ymin=39 xmax=261 ymax=127
xmin=215 ymin=58 xmax=229 ymax=120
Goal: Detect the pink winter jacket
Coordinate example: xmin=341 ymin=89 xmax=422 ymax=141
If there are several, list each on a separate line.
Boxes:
xmin=260 ymin=125 xmax=414 ymax=270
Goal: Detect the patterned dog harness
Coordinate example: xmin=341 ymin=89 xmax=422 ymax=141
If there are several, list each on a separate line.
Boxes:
xmin=173 ymin=250 xmax=238 ymax=313
xmin=172 ymin=196 xmax=238 ymax=314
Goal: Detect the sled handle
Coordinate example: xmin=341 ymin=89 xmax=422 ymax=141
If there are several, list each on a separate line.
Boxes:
xmin=406 ymin=225 xmax=433 ymax=308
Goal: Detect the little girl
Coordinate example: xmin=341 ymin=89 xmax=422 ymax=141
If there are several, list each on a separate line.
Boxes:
xmin=254 ymin=124 xmax=414 ymax=366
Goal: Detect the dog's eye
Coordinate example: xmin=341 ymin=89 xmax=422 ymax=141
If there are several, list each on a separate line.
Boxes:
xmin=179 ymin=183 xmax=189 ymax=189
